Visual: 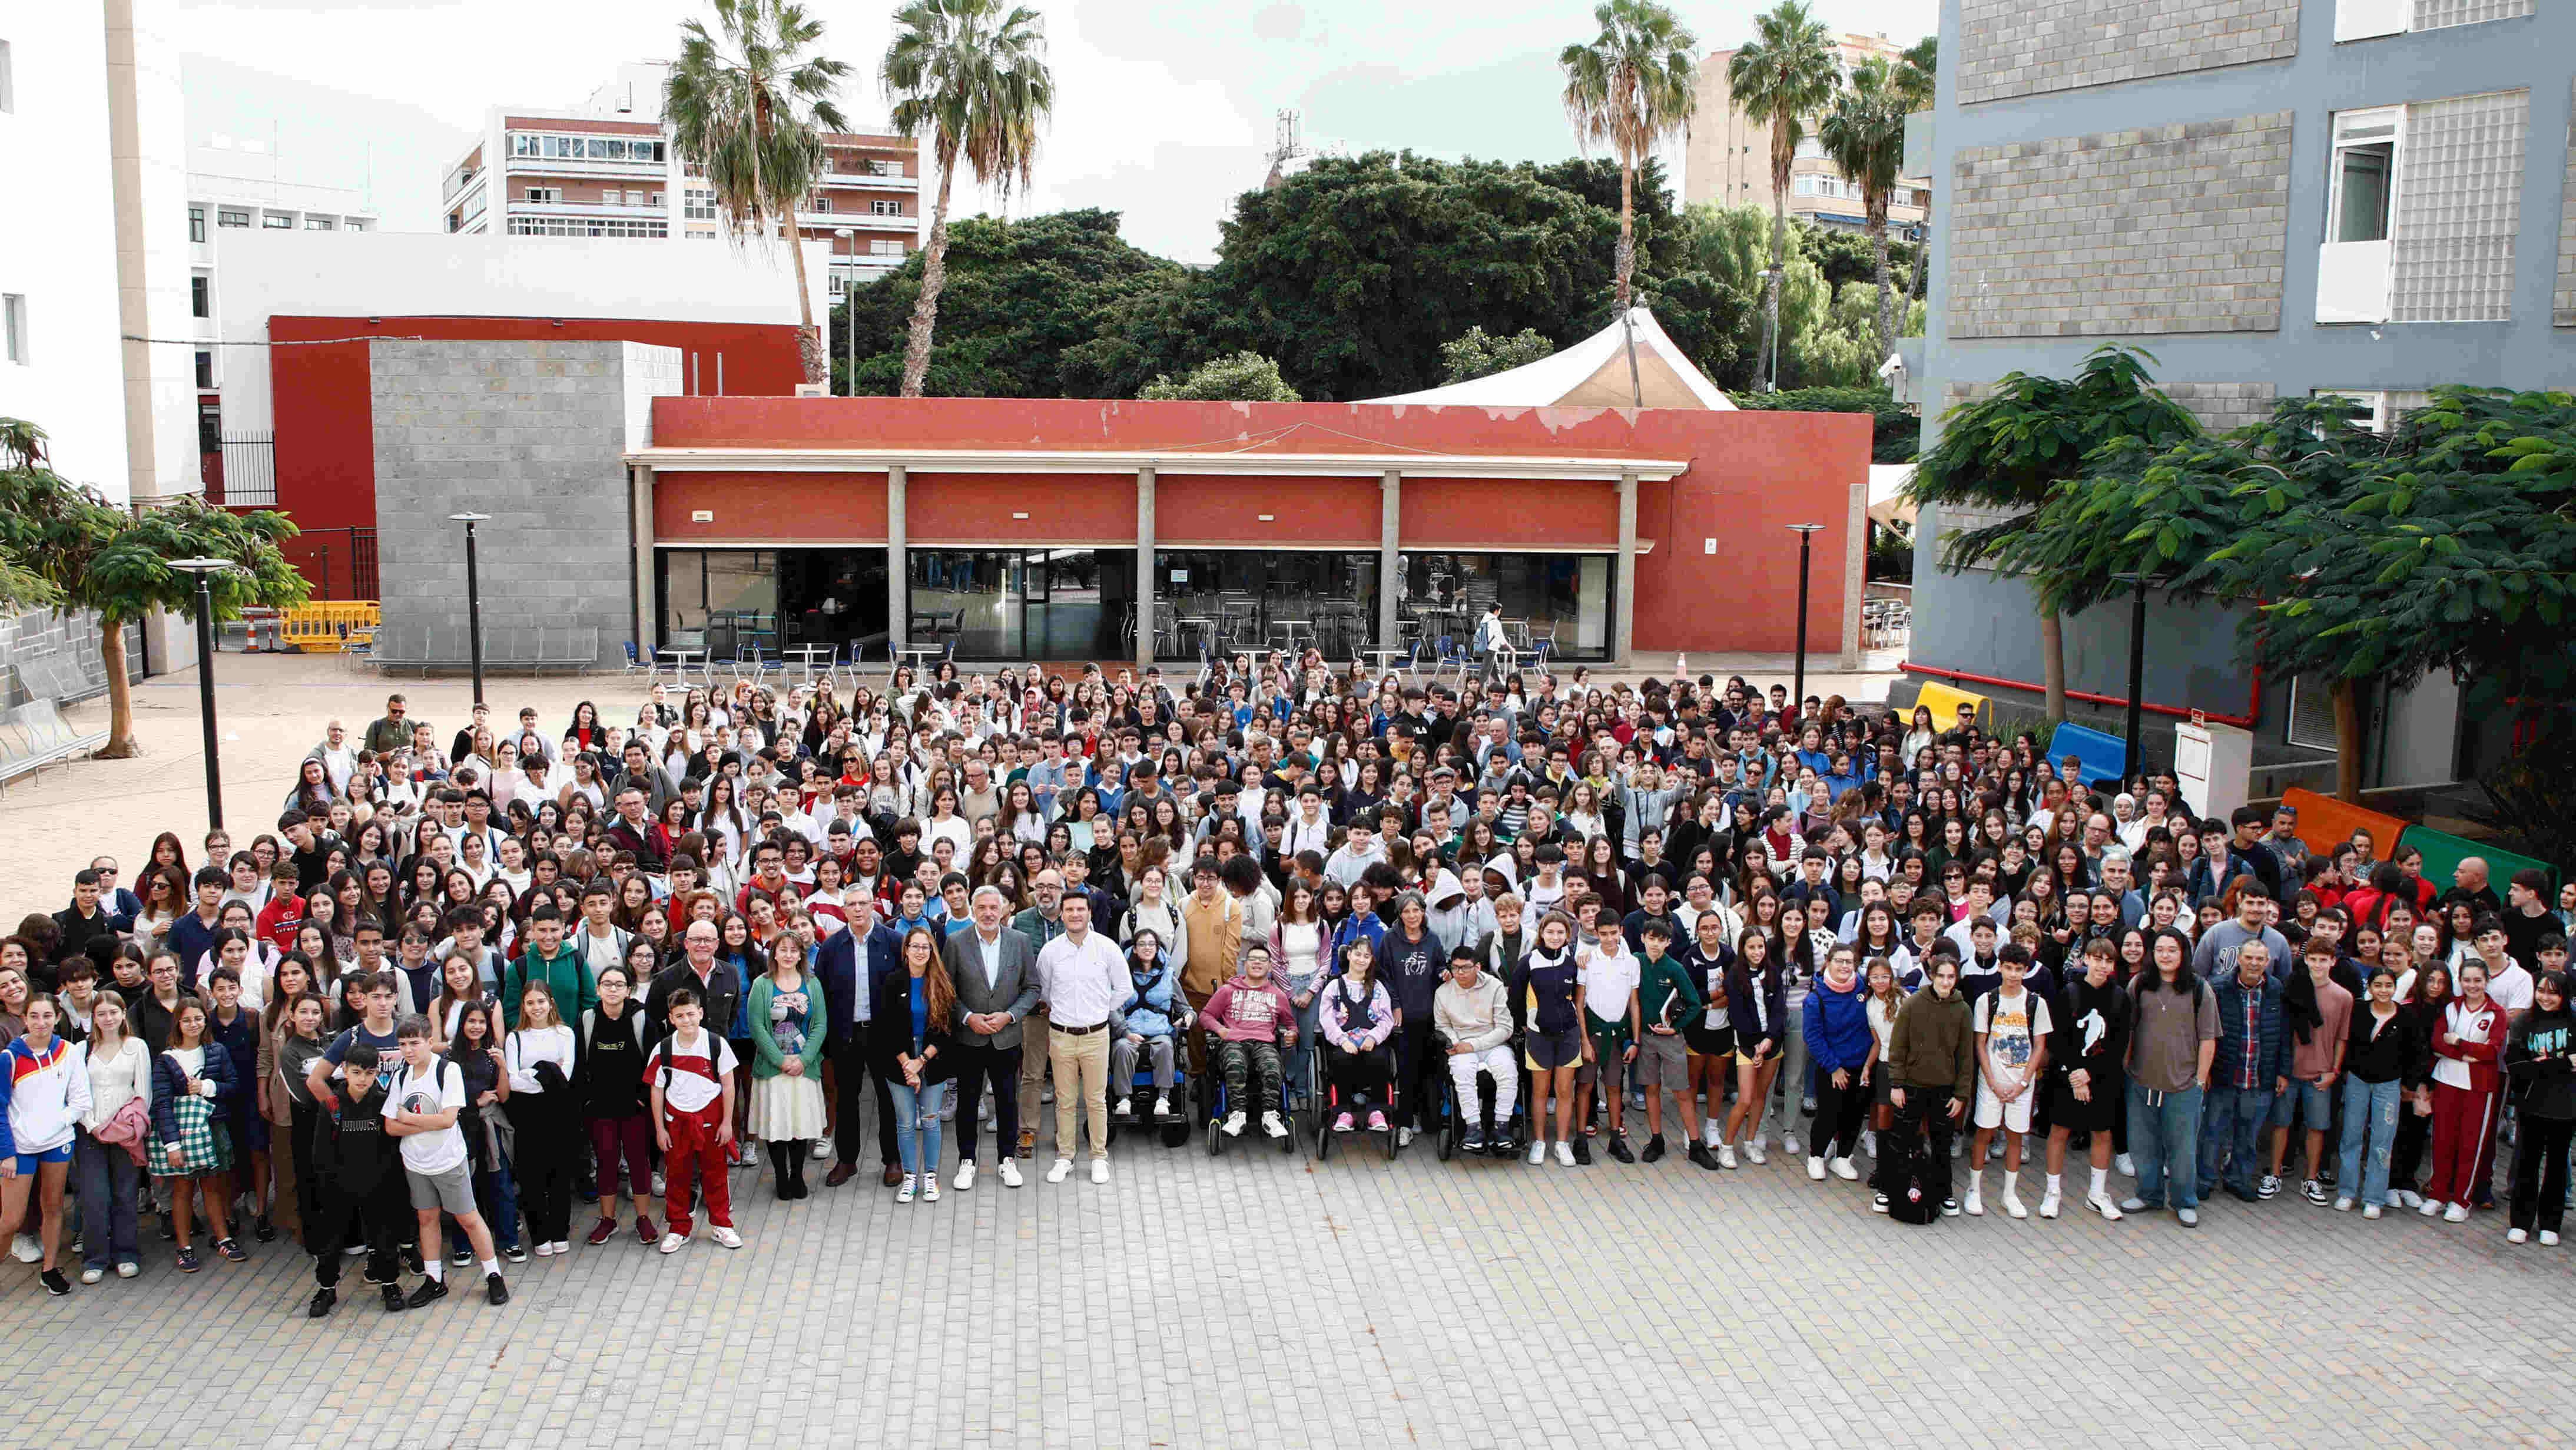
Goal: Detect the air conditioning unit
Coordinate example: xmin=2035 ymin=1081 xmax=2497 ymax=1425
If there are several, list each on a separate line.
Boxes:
xmin=794 ymin=383 xmax=829 ymax=399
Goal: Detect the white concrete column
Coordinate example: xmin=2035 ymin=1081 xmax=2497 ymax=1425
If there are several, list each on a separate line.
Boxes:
xmin=1841 ymin=469 xmax=1866 ymax=668
xmin=631 ymin=465 xmax=657 ymax=651
xmin=1136 ymin=466 xmax=1156 ymax=671
xmin=1378 ymin=471 xmax=1401 ymax=655
xmin=887 ymin=465 xmax=909 ymax=658
xmin=1614 ymin=471 xmax=1639 ymax=667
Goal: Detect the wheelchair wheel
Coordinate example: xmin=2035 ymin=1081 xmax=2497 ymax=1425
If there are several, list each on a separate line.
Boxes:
xmin=1204 ymin=1113 xmax=1224 ymax=1156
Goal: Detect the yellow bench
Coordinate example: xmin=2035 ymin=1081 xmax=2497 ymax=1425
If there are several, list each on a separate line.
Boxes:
xmin=1912 ymin=680 xmax=1993 ymax=731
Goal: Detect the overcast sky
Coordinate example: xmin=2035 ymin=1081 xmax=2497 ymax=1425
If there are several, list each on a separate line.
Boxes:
xmin=171 ymin=0 xmax=1932 ymax=263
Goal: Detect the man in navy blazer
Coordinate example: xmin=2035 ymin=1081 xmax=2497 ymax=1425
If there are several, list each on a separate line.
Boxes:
xmin=818 ymin=897 xmax=907 ymax=1189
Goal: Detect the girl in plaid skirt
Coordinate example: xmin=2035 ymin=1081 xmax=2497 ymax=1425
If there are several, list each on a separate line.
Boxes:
xmin=148 ymin=998 xmax=241 ymax=1273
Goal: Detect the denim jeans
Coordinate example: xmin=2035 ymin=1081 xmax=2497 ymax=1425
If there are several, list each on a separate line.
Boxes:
xmin=2200 ymin=1083 xmax=2275 ymax=1196
xmin=2336 ymin=1076 xmax=2405 ymax=1208
xmin=2125 ymin=1080 xmax=2204 ymax=1210
xmin=75 ymin=1133 xmax=141 ymax=1272
xmin=890 ymin=1079 xmax=950 ymax=1176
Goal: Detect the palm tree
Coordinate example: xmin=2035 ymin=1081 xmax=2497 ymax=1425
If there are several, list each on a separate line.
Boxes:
xmin=665 ymin=0 xmax=853 ymax=386
xmin=1726 ymin=1 xmax=1838 ymax=392
xmin=881 ymin=0 xmax=1055 ymax=399
xmin=1895 ymin=36 xmax=1938 ymax=307
xmin=1818 ymin=55 xmax=1908 ymax=365
xmin=1559 ymin=0 xmax=1699 ymax=326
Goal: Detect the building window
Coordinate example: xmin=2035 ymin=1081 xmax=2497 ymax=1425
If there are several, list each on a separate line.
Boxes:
xmin=194 ymin=350 xmax=213 ymax=389
xmin=262 ymin=213 xmax=291 ymax=229
xmin=648 ymin=191 xmax=664 ymax=208
xmin=191 ymin=276 xmax=210 ymax=318
xmin=346 ymin=218 xmax=369 ymax=232
xmin=684 ymin=188 xmax=717 ymax=220
xmin=510 ymin=132 xmax=668 ymax=163
xmin=2389 ymin=89 xmax=2529 ymax=323
xmin=870 ymin=199 xmax=903 ymax=217
xmin=2339 ymin=0 xmax=2533 ymax=42
xmin=189 ymin=206 xmax=207 ymax=243
xmin=198 ymin=402 xmax=222 ymax=454
xmin=525 ymin=186 xmax=562 ymax=204
xmin=870 ymin=239 xmax=904 ymax=255
xmin=810 ymin=197 xmax=832 ymax=213
xmin=2329 ymin=110 xmax=2398 ymax=244
xmin=2 ymin=295 xmax=27 ymax=365
xmin=505 ymin=216 xmax=669 ymax=239
xmin=2313 ymin=388 xmax=2436 ymax=434
xmin=305 ymin=216 xmax=333 ymax=231
xmin=869 ymin=160 xmax=898 ymax=177
xmin=217 ymin=208 xmax=251 ymax=229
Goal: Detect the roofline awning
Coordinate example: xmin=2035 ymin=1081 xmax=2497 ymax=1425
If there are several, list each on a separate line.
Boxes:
xmin=624 ymin=446 xmax=1689 ymax=482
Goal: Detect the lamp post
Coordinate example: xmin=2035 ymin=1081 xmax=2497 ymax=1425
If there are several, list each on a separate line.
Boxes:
xmin=449 ymin=512 xmax=491 ymax=704
xmin=2111 ymin=571 xmax=2151 ymax=784
xmin=833 ymin=228 xmax=854 ymax=396
xmin=1786 ymin=523 xmax=1825 ymax=717
xmin=168 ymin=557 xmax=238 ymax=830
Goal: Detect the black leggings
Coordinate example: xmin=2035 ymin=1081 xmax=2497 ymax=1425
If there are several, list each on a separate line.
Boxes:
xmin=509 ymin=1095 xmax=575 ymax=1245
xmin=1328 ymin=1043 xmax=1394 ymax=1113
xmin=1395 ymin=1019 xmax=1441 ymax=1130
xmin=2509 ymin=1116 xmax=2574 ymax=1234
xmin=1809 ymin=1064 xmax=1871 ymax=1160
xmin=1891 ymin=1086 xmax=1958 ymax=1203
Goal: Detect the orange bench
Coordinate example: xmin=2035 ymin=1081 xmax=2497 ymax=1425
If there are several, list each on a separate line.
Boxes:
xmin=2277 ymin=787 xmax=2411 ymax=863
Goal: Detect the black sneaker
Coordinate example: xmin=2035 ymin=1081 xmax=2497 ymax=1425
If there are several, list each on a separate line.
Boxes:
xmin=1606 ymin=1134 xmax=1636 ymax=1164
xmin=1570 ymin=1137 xmax=1593 ymax=1166
xmin=307 ymin=1286 xmax=337 ymax=1318
xmin=215 ymin=1237 xmax=248 ymax=1263
xmin=1461 ymin=1133 xmax=1486 ymax=1154
xmin=1641 ymin=1134 xmax=1667 ymax=1164
xmin=485 ymin=1273 xmax=510 ymax=1306
xmin=1688 ymin=1143 xmax=1720 ymax=1171
xmin=449 ymin=1248 xmax=472 ymax=1267
xmin=502 ymin=1243 xmax=528 ymax=1264
xmin=39 ymin=1267 xmax=69 ymax=1297
xmin=400 ymin=1249 xmax=423 ymax=1277
xmin=253 ymin=1214 xmax=277 ymax=1244
xmin=405 ymin=1277 xmax=449 ymax=1309
xmin=2257 ymin=1174 xmax=2282 ymax=1200
xmin=1941 ymin=1198 xmax=1961 ymax=1217
xmin=380 ymin=1283 xmax=407 ymax=1313
xmin=362 ymin=1262 xmax=396 ymax=1287
xmin=1872 ymin=1193 xmax=1891 ymax=1214
xmin=176 ymin=1246 xmax=201 ymax=1273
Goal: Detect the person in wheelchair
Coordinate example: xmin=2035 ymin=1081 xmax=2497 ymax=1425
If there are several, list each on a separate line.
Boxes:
xmin=1434 ymin=945 xmax=1518 ymax=1155
xmin=1318 ymin=938 xmax=1398 ymax=1135
xmin=1197 ymin=944 xmax=1297 ymax=1140
xmin=1109 ymin=928 xmax=1185 ymax=1122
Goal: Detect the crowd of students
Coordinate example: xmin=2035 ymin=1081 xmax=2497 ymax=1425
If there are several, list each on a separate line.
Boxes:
xmin=1 ymin=661 xmax=2570 ymax=1316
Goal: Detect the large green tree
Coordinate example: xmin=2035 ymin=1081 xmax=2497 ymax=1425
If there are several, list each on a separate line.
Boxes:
xmin=881 ymin=0 xmax=1055 ymax=399
xmin=1817 ymin=55 xmax=1911 ymax=364
xmin=1726 ymin=0 xmax=1838 ymax=393
xmin=0 ymin=418 xmax=308 ymax=757
xmin=1440 ymin=326 xmax=1559 ymax=383
xmin=1137 ymin=352 xmax=1299 ymax=402
xmin=1904 ymin=345 xmax=2203 ymax=720
xmin=664 ymin=0 xmax=852 ymax=386
xmin=1559 ymin=0 xmax=1697 ymax=405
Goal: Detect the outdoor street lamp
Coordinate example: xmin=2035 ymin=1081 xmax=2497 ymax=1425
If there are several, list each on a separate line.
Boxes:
xmin=2111 ymin=571 xmax=2152 ymax=784
xmin=833 ymin=228 xmax=855 ymax=396
xmin=449 ymin=512 xmax=491 ymax=704
xmin=1786 ymin=524 xmax=1825 ymax=717
xmin=168 ymin=557 xmax=238 ymax=831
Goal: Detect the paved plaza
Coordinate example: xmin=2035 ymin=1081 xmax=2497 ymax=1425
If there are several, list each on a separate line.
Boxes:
xmin=5 ymin=1126 xmax=2571 ymax=1449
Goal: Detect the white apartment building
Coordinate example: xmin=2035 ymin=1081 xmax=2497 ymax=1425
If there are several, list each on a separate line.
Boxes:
xmin=442 ymin=61 xmax=923 ymax=298
xmin=1686 ymin=31 xmax=1932 ymax=236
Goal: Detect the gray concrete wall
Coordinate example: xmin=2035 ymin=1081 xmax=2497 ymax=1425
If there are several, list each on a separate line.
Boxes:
xmin=1954 ymin=0 xmax=2302 ymax=107
xmin=0 ymin=609 xmax=141 ymax=709
xmin=370 ymin=340 xmax=678 ymax=668
xmin=1917 ymin=1 xmax=2574 ymax=783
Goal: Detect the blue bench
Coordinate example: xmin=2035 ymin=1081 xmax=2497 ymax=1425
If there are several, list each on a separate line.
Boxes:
xmin=2045 ymin=721 xmax=2131 ymax=787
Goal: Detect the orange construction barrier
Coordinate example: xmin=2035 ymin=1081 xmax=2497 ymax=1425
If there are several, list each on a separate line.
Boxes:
xmin=2277 ymin=787 xmax=2411 ymax=863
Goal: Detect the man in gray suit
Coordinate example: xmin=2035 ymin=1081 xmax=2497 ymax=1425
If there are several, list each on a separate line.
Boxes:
xmin=943 ymin=885 xmax=1040 ymax=1190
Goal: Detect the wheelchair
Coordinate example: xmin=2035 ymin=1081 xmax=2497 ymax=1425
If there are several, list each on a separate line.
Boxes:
xmin=1104 ymin=1030 xmax=1193 ymax=1149
xmin=1430 ymin=1031 xmax=1529 ymax=1163
xmin=1312 ymin=1041 xmax=1403 ymax=1162
xmin=1201 ymin=1030 xmax=1301 ymax=1158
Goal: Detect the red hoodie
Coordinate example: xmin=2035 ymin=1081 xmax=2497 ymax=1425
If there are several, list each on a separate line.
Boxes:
xmin=2432 ymin=997 xmax=2506 ymax=1094
xmin=256 ymin=896 xmax=304 ymax=955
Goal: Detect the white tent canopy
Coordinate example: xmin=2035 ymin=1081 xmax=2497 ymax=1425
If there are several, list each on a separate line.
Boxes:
xmin=1362 ymin=307 xmax=1735 ymax=410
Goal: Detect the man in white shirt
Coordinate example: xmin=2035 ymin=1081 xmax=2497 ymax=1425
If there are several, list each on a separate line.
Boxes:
xmin=308 ymin=720 xmax=359 ymax=796
xmin=383 ymin=1016 xmax=508 ymax=1307
xmin=1284 ymin=786 xmax=1334 ymax=860
xmin=1324 ymin=819 xmax=1386 ymax=889
xmin=1034 ymin=893 xmax=1128 ymax=1184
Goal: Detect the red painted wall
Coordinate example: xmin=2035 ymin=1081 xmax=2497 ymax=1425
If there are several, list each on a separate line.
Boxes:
xmin=266 ymin=315 xmax=805 ymax=539
xmin=656 ymin=471 xmax=886 ymax=541
xmin=909 ymin=474 xmax=1132 ymax=545
xmin=642 ymin=397 xmax=1868 ymax=654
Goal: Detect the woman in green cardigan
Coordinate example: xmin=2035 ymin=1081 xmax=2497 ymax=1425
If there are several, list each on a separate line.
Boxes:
xmin=746 ymin=914 xmax=828 ymax=1200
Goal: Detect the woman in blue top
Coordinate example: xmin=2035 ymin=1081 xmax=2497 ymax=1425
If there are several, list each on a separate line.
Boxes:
xmin=1801 ymin=945 xmax=1877 ymax=1183
xmin=868 ymin=926 xmax=956 ymax=1204
xmin=716 ymin=913 xmax=766 ymax=1154
xmin=1516 ymin=913 xmax=1587 ymax=1168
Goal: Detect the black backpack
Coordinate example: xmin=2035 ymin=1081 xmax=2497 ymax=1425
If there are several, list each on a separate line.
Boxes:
xmin=1883 ymin=1121 xmax=1940 ymax=1225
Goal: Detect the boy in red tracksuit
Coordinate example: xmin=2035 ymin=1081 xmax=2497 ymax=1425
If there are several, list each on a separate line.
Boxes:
xmin=256 ymin=865 xmax=305 ymax=954
xmin=2422 ymin=968 xmax=2507 ymax=1218
xmin=644 ymin=988 xmax=742 ymax=1254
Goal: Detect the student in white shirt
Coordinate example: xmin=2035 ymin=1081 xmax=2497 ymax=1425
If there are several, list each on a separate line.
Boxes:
xmin=383 ymin=1016 xmax=508 ymax=1307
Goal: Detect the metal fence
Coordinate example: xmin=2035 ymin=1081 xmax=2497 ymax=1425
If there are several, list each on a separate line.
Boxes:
xmin=283 ymin=526 xmax=380 ymax=601
xmin=212 ymin=431 xmax=277 ymax=506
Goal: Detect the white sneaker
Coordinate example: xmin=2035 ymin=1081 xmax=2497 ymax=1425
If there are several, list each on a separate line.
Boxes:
xmin=1397 ymin=1126 xmax=1415 ymax=1148
xmin=812 ymin=1140 xmax=833 ymax=1160
xmin=2001 ymin=1187 xmax=2028 ymax=1220
xmin=1223 ymin=1111 xmax=1248 ymax=1137
xmin=550 ymin=1241 xmax=569 ymax=1256
xmin=657 ymin=1231 xmax=689 ymax=1254
xmin=1860 ymin=1130 xmax=1877 ymax=1159
xmin=1152 ymin=1096 xmax=1169 ymax=1118
xmin=1553 ymin=1141 xmax=1576 ymax=1167
xmin=533 ymin=1242 xmax=556 ymax=1258
xmin=999 ymin=1158 xmax=1023 ymax=1188
xmin=2542 ymin=1230 xmax=2561 ymax=1246
xmin=2419 ymin=1198 xmax=2444 ymax=1217
xmin=2038 ymin=1190 xmax=2061 ymax=1220
xmin=1964 ymin=1189 xmax=1985 ymax=1217
xmin=1743 ymin=1142 xmax=1767 ymax=1166
xmin=1806 ymin=1156 xmax=1827 ymax=1181
xmin=921 ymin=1176 xmax=940 ymax=1202
xmin=1114 ymin=1097 xmax=1132 ymax=1116
xmin=2398 ymin=1190 xmax=2424 ymax=1209
xmin=1089 ymin=1158 xmax=1109 ymax=1184
xmin=1782 ymin=1131 xmax=1801 ymax=1156
xmin=2333 ymin=1197 xmax=2353 ymax=1212
xmin=2443 ymin=1201 xmax=2469 ymax=1223
xmin=2507 ymin=1227 xmax=2528 ymax=1244
xmin=954 ymin=1160 xmax=977 ymax=1191
xmin=897 ymin=1174 xmax=917 ymax=1204
xmin=1716 ymin=1144 xmax=1738 ymax=1170
xmin=2115 ymin=1153 xmax=2136 ymax=1177
xmin=2087 ymin=1192 xmax=2123 ymax=1221
xmin=1046 ymin=1158 xmax=1073 ymax=1184
xmin=1261 ymin=1111 xmax=1288 ymax=1139
xmin=710 ymin=1226 xmax=742 ymax=1249
xmin=1527 ymin=1140 xmax=1547 ymax=1166
xmin=1830 ymin=1157 xmax=1859 ymax=1180
xmin=9 ymin=1234 xmax=38 ymax=1264
xmin=2362 ymin=1204 xmax=2382 ymax=1219
xmin=79 ymin=1267 xmax=103 ymax=1285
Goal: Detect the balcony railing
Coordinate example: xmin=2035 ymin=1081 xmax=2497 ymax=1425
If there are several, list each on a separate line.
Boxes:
xmin=819 ymin=171 xmax=918 ymax=190
xmin=797 ymin=211 xmax=915 ymax=232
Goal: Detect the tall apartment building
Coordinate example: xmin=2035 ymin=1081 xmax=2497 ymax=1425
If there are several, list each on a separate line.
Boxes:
xmin=1910 ymin=0 xmax=2570 ymax=793
xmin=1685 ymin=30 xmax=1931 ymax=233
xmin=440 ymin=62 xmax=921 ymax=298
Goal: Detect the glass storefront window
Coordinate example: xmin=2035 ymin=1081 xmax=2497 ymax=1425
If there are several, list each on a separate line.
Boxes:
xmin=661 ymin=549 xmax=778 ymax=655
xmin=1398 ymin=552 xmax=1612 ymax=661
xmin=1153 ymin=550 xmax=1378 ymax=660
xmin=909 ymin=548 xmax=1132 ymax=660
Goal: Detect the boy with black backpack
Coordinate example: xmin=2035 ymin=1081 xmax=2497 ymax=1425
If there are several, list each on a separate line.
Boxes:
xmin=306 ymin=1042 xmax=408 ymax=1316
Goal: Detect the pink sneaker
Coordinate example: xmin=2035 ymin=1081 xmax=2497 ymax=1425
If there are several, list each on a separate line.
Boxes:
xmin=1331 ymin=1112 xmax=1355 ymax=1133
xmin=1367 ymin=1110 xmax=1389 ymax=1133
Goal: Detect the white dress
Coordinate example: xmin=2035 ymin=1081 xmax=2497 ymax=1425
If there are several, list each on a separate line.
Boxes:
xmin=747 ymin=974 xmax=828 ymax=1141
